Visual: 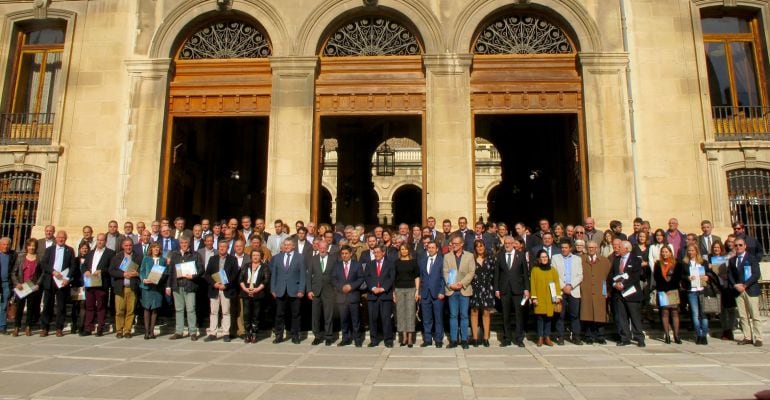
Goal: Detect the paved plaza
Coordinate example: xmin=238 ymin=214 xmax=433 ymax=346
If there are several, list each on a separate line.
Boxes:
xmin=0 ymin=329 xmax=769 ymax=400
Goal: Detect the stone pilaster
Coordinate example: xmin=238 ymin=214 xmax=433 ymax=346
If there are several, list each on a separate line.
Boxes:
xmin=423 ymin=54 xmax=474 ymax=222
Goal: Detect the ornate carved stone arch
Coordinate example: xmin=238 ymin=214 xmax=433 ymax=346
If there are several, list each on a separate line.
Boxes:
xmin=482 ymin=179 xmax=503 ymax=201
xmin=149 ymin=0 xmax=289 ymax=58
xmin=451 ymin=0 xmax=602 ymax=54
xmin=295 ymin=0 xmax=442 ymax=56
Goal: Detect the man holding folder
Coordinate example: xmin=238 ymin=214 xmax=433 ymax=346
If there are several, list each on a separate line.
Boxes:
xmin=108 ymin=238 xmax=142 ymax=338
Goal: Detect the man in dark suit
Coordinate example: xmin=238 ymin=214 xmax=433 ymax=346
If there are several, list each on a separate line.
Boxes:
xmin=530 ymin=232 xmax=557 ymax=264
xmin=0 ymin=237 xmax=16 ymax=335
xmin=158 ymin=226 xmax=180 ymax=258
xmin=515 ymin=222 xmax=540 ymax=253
xmin=203 ymin=241 xmax=239 ymax=342
xmin=696 ymin=220 xmax=721 ymax=257
xmin=269 ymin=238 xmax=306 ymax=344
xmin=419 ymin=241 xmax=445 ymax=347
xmin=293 ymin=227 xmax=313 ymax=266
xmin=80 ymin=233 xmax=115 ymax=336
xmin=39 ymin=230 xmax=78 ymax=337
xmin=36 ymin=224 xmax=55 ymax=260
xmin=732 ymin=222 xmax=763 ymax=259
xmin=609 ymin=241 xmax=645 ymax=347
xmin=108 ymin=238 xmax=142 ymax=338
xmin=332 ymin=245 xmax=364 ymax=346
xmin=364 ymin=245 xmax=395 ymax=347
xmin=238 ymin=216 xmax=255 ymax=243
xmin=191 ymin=224 xmax=204 ymax=252
xmin=729 ymin=238 xmax=763 ymax=346
xmin=307 ymin=240 xmax=337 ymax=345
xmin=171 ymin=217 xmax=193 ymax=241
xmin=494 ymin=236 xmax=530 ymax=347
xmin=358 ymin=234 xmax=378 ymax=266
xmin=452 ymin=217 xmax=475 ymax=252
xmin=676 ymin=233 xmax=698 ymax=261
xmin=426 ymin=216 xmax=444 ymax=244
xmin=132 ymin=229 xmax=152 ymax=257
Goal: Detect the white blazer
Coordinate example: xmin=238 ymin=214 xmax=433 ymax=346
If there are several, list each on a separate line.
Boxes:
xmin=551 ymin=253 xmax=584 ymax=298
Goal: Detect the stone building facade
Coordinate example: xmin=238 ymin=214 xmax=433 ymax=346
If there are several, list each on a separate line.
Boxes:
xmin=0 ymin=0 xmax=768 ymax=253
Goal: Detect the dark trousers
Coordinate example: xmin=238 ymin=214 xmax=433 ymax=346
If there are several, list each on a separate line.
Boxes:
xmin=243 ymin=296 xmax=262 ymax=334
xmin=556 ymin=293 xmax=582 ymax=339
xmin=71 ymin=299 xmax=84 ymax=332
xmin=612 ymin=297 xmax=644 ymax=343
xmin=368 ymin=298 xmax=394 ymax=344
xmin=500 ymin=293 xmax=524 ymax=343
xmin=420 ymin=296 xmax=444 ymax=344
xmin=84 ymin=288 xmax=107 ymax=332
xmin=41 ymin=286 xmax=69 ymax=330
xmin=338 ymin=300 xmax=360 ymax=342
xmin=312 ymin=289 xmax=335 ymax=340
xmin=582 ymin=321 xmax=605 ymax=341
xmin=14 ymin=291 xmax=41 ymax=329
xmin=274 ymin=294 xmax=300 ymax=338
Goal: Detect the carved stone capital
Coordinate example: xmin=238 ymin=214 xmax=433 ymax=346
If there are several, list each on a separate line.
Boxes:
xmin=32 ymin=0 xmax=51 ymax=19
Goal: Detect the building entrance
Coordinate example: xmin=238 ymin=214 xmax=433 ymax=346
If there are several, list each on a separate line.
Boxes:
xmin=165 ymin=117 xmax=268 ymax=224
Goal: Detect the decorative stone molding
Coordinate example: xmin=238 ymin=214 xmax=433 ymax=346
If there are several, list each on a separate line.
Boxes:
xmin=32 ymin=0 xmax=51 ymax=19
xmin=423 ymin=53 xmax=473 ymax=75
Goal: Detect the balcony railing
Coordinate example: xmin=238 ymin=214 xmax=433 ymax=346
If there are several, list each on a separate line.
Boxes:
xmin=0 ymin=113 xmax=55 ymax=145
xmin=712 ymin=106 xmax=770 ymax=141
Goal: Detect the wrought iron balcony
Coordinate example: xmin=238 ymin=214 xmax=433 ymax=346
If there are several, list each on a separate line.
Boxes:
xmin=0 ymin=112 xmax=55 ymax=145
xmin=712 ymin=106 xmax=770 ymax=141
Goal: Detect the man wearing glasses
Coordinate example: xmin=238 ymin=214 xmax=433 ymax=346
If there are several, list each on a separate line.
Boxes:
xmin=732 ymin=222 xmax=763 ymax=259
xmin=728 ymin=238 xmax=763 ymax=347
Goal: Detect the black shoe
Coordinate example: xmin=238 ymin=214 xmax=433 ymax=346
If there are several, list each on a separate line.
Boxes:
xmin=616 ymin=341 xmax=630 ymax=346
xmin=516 ymin=340 xmax=525 ymax=348
xmin=385 ymin=342 xmax=393 ymax=348
xmin=584 ymin=338 xmax=594 ymax=345
xmin=447 ymin=341 xmax=457 ymax=349
xmin=144 ymin=333 xmax=150 ymax=340
xmin=420 ymin=342 xmax=432 ymax=348
xmin=354 ymin=341 xmax=363 ymax=347
xmin=95 ymin=330 xmax=103 ymax=337
xmin=191 ymin=334 xmax=199 ymax=342
xmin=637 ymin=340 xmax=646 ymax=348
xmin=223 ymin=335 xmax=231 ymax=342
xmin=461 ymin=341 xmax=469 ymax=349
xmin=79 ymin=330 xmax=91 ymax=337
xmin=596 ymin=339 xmax=607 ymax=345
xmin=674 ymin=337 xmax=682 ymax=344
xmin=499 ymin=340 xmax=510 ymax=347
xmin=272 ymin=336 xmax=283 ymax=344
xmin=435 ymin=342 xmax=443 ymax=348
xmin=407 ymin=344 xmax=413 ymax=348
xmin=312 ymin=338 xmax=323 ymax=346
xmin=338 ymin=340 xmax=351 ymax=347
xmin=573 ymin=339 xmax=583 ymax=346
xmin=325 ymin=339 xmax=333 ymax=346
xmin=291 ymin=337 xmax=301 ymax=344
xmin=367 ymin=342 xmax=378 ymax=347
xmin=702 ymin=336 xmax=708 ymax=345
xmin=556 ymin=338 xmax=565 ymax=346
xmin=203 ymin=335 xmax=216 ymax=342
xmin=664 ymin=334 xmax=671 ymax=344
xmin=469 ymin=339 xmax=477 ymax=348
xmin=483 ymin=339 xmax=490 ymax=347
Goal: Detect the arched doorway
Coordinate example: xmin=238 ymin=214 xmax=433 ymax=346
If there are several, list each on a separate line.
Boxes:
xmin=392 ymin=184 xmax=422 ymax=226
xmin=161 ymin=16 xmax=272 ymax=222
xmin=471 ymin=9 xmax=587 ymax=228
xmin=311 ymin=11 xmax=427 ymax=226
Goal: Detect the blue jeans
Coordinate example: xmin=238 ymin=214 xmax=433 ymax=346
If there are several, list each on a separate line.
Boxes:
xmin=0 ymin=282 xmax=9 ymax=329
xmin=448 ymin=294 xmax=470 ymax=341
xmin=688 ymin=291 xmax=709 ymax=337
xmin=536 ymin=314 xmax=553 ymax=337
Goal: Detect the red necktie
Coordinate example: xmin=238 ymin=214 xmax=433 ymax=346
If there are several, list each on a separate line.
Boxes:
xmin=620 ymin=257 xmax=626 ymax=273
xmin=344 ymin=262 xmax=349 ymax=279
xmin=377 ymin=260 xmax=382 ymax=288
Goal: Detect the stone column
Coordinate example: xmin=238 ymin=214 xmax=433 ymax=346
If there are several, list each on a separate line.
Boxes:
xmin=579 ymin=53 xmax=635 ymax=224
xmin=705 ymin=149 xmax=728 ymax=227
xmin=423 ymin=54 xmax=474 ymax=222
xmin=378 ymin=200 xmax=393 ymax=225
xmin=266 ymin=57 xmax=317 ymax=224
xmin=122 ymin=59 xmax=171 ymax=222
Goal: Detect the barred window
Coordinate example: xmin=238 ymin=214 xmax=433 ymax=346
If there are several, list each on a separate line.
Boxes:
xmin=0 ymin=171 xmax=41 ymax=251
xmin=728 ymin=168 xmax=770 ymax=256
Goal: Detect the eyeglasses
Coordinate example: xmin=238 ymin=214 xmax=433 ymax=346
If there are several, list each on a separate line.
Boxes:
xmin=736 ymin=243 xmax=746 ymax=247
xmin=575 ymin=231 xmax=584 ymax=234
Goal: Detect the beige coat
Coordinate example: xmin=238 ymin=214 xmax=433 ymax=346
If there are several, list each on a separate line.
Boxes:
xmin=579 ymin=254 xmax=611 ymax=323
xmin=443 ymin=251 xmax=475 ymax=297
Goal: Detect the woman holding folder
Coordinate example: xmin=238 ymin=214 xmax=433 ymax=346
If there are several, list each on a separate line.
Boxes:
xmin=239 ymin=249 xmax=269 ymax=343
xmin=653 ymin=246 xmax=683 ymax=344
xmin=683 ymin=244 xmax=713 ymax=345
xmin=530 ymin=250 xmax=561 ymax=347
xmin=10 ymin=238 xmax=43 ymax=336
xmin=139 ymin=243 xmax=166 ymax=339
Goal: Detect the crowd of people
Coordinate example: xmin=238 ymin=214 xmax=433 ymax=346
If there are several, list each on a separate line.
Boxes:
xmin=0 ymin=215 xmax=764 ymax=349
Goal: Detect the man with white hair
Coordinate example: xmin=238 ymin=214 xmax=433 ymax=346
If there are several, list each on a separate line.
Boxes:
xmin=609 ymin=240 xmax=645 ymax=347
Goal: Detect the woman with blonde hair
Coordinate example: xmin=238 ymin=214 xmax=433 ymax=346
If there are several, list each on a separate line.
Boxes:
xmin=683 ymin=244 xmax=713 ymax=345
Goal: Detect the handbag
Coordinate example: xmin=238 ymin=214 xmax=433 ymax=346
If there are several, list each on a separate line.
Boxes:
xmin=656 ymin=290 xmax=680 ymax=307
xmin=6 ymin=297 xmax=16 ymax=321
xmin=700 ymin=292 xmax=721 ymax=314
xmin=553 ymin=301 xmax=563 ymax=314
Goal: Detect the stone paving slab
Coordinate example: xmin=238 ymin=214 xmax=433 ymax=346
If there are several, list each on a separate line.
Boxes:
xmin=0 ymin=333 xmax=768 ymax=400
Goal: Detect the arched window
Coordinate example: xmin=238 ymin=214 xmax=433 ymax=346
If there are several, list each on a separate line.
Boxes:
xmin=728 ymin=168 xmax=770 ymax=255
xmin=177 ymin=20 xmax=271 ymax=59
xmin=322 ymin=16 xmax=422 ymax=57
xmin=0 ymin=171 xmax=41 ymax=251
xmin=473 ymin=13 xmax=575 ymax=55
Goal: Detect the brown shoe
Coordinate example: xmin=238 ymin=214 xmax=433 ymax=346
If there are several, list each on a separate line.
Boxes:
xmin=116 ymin=332 xmax=123 ymax=338
xmin=25 ymin=327 xmax=32 ymax=336
xmin=536 ymin=337 xmax=543 ymax=347
xmin=737 ymin=338 xmax=753 ymax=345
xmin=544 ymin=337 xmax=554 ymax=347
xmin=124 ymin=332 xmax=132 ymax=339
xmin=754 ymin=340 xmax=763 ymax=347
xmin=55 ymin=329 xmax=63 ymax=337
xmin=11 ymin=328 xmax=19 ymax=337
xmin=40 ymin=330 xmax=48 ymax=337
